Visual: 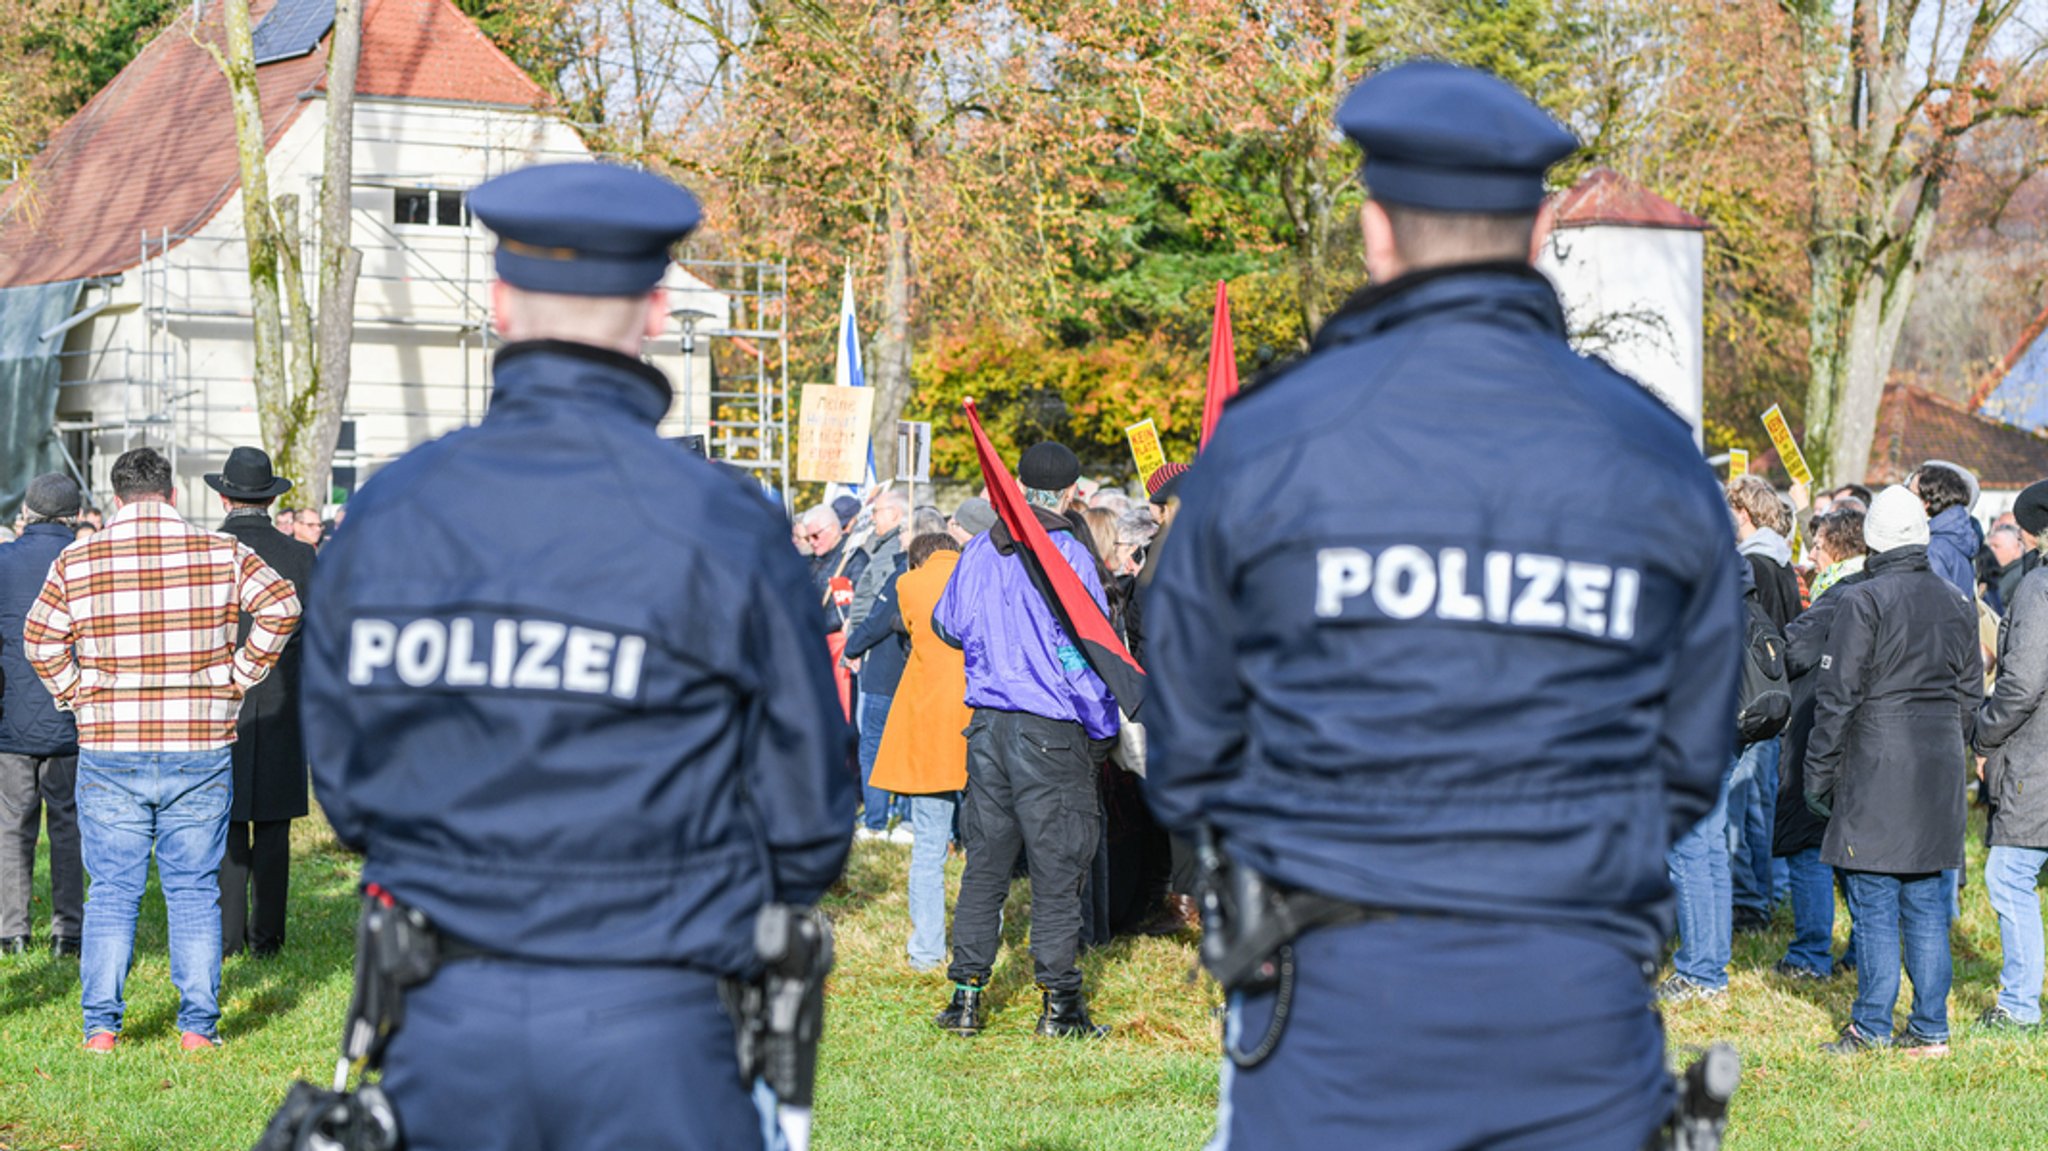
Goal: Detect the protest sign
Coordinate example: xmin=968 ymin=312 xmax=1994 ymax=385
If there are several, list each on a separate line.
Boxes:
xmin=1760 ymin=405 xmax=1812 ymax=487
xmin=1126 ymin=419 xmax=1166 ymax=481
xmin=797 ymin=386 xmax=875 ymax=484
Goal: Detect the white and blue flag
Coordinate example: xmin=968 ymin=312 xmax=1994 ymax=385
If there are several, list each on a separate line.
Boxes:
xmin=828 ymin=265 xmax=877 ymax=499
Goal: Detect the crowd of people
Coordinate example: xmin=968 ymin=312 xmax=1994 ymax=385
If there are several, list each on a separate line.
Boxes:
xmin=788 ymin=449 xmax=1195 ymax=1032
xmin=1663 ymin=459 xmax=2048 ymax=1056
xmin=0 ymin=448 xmax=319 ymax=1049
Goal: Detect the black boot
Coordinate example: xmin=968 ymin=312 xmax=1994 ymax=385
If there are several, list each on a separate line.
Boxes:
xmin=1035 ymin=987 xmax=1110 ymax=1039
xmin=934 ymin=983 xmax=986 ymax=1036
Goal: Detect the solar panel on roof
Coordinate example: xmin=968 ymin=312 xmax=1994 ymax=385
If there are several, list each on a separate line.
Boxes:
xmin=251 ymin=0 xmax=336 ymax=66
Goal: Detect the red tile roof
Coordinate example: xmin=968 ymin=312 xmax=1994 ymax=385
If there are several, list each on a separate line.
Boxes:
xmin=0 ymin=0 xmax=546 ymax=288
xmin=344 ymin=0 xmax=546 ymax=107
xmin=1868 ymin=384 xmax=2048 ymax=488
xmin=1550 ymin=168 xmax=1708 ymax=232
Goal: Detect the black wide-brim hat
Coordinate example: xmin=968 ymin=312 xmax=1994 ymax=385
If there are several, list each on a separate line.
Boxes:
xmin=205 ymin=446 xmax=294 ymax=501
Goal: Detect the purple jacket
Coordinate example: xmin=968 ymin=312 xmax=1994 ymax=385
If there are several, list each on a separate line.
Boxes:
xmin=934 ymin=512 xmax=1119 ymax=740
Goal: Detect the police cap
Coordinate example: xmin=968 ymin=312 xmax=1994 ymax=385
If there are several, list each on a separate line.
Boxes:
xmin=468 ymin=163 xmax=702 ymax=297
xmin=1337 ymin=60 xmax=1578 ymax=214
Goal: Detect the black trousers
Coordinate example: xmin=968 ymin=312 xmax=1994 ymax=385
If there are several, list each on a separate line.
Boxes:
xmin=948 ymin=709 xmax=1106 ymax=993
xmin=219 ymin=819 xmax=291 ymax=954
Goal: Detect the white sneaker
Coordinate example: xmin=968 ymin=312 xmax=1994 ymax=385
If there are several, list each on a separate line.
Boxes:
xmin=885 ymin=825 xmax=915 ymax=845
xmin=854 ymin=827 xmax=886 ymax=843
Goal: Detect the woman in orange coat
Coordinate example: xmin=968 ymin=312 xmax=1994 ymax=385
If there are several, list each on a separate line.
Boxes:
xmin=870 ymin=533 xmax=971 ymax=972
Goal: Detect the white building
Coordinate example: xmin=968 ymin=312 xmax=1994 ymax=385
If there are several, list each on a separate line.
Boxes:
xmin=0 ymin=0 xmax=775 ymax=517
xmin=1538 ymin=168 xmax=1708 ymax=437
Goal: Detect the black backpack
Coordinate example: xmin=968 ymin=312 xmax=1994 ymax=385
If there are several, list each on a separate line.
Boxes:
xmin=1735 ymin=593 xmax=1791 ymax=744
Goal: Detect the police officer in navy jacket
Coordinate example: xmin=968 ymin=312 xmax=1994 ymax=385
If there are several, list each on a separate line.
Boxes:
xmin=301 ymin=163 xmax=856 ymax=1151
xmin=1143 ymin=62 xmax=1741 ymax=1150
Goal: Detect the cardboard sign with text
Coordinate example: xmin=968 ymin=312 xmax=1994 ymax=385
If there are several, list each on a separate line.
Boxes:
xmin=1728 ymin=448 xmax=1748 ymax=481
xmin=797 ymin=385 xmax=875 ymax=484
xmin=1126 ymin=419 xmax=1166 ymax=481
xmin=1760 ymin=405 xmax=1813 ymax=488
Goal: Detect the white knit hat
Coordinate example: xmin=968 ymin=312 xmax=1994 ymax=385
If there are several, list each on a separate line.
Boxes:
xmin=1865 ymin=485 xmax=1931 ymax=553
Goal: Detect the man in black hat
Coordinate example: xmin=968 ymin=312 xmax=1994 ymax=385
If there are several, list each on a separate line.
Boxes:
xmin=930 ymin=440 xmax=1119 ymax=1039
xmin=0 ymin=473 xmax=85 ymax=957
xmin=206 ymin=447 xmax=315 ymax=957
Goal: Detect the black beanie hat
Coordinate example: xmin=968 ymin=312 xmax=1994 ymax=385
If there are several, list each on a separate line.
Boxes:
xmin=1017 ymin=442 xmax=1081 ymax=492
xmin=2015 ymin=479 xmax=2048 ymax=535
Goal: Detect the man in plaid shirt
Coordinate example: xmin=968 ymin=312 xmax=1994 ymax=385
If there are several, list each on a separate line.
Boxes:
xmin=24 ymin=448 xmax=301 ymax=1052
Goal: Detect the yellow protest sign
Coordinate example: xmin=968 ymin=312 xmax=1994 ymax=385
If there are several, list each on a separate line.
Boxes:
xmin=1728 ymin=448 xmax=1748 ymax=481
xmin=1126 ymin=419 xmax=1166 ymax=480
xmin=796 ymin=385 xmax=875 ymax=484
xmin=1760 ymin=405 xmax=1813 ymax=488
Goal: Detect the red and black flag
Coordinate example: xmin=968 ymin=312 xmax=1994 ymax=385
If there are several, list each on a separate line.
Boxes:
xmin=963 ymin=398 xmax=1147 ymax=719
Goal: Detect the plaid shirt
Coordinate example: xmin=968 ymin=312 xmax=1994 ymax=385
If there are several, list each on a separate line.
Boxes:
xmin=24 ymin=499 xmax=303 ymax=752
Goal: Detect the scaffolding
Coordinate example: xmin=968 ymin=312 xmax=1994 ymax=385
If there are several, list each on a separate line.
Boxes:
xmin=53 ymin=210 xmax=791 ymax=506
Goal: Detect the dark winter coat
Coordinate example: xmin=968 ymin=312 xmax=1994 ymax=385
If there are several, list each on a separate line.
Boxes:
xmin=843 ymin=552 xmax=908 ymax=697
xmin=220 ymin=511 xmax=316 ymax=822
xmin=1977 ymin=566 xmax=2048 ymax=848
xmin=0 ymin=522 xmax=79 ymax=757
xmin=1806 ymin=545 xmax=1983 ymax=874
xmin=1738 ymin=529 xmax=1802 ymax=633
xmin=1774 ymin=566 xmax=1870 ymax=858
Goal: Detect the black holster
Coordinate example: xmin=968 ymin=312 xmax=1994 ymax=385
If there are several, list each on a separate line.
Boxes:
xmin=1654 ymin=1044 xmax=1740 ymax=1151
xmin=251 ymin=884 xmax=443 ymax=1151
xmin=725 ymin=904 xmax=835 ymax=1109
xmin=1195 ymin=827 xmax=1383 ymax=994
xmin=1194 ymin=828 xmax=1386 ymax=1068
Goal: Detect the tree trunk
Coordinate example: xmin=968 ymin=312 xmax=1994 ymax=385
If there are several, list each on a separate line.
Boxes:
xmin=304 ymin=0 xmax=363 ymax=510
xmin=871 ymin=176 xmax=913 ymax=485
xmin=215 ymin=0 xmax=291 ymax=457
xmin=867 ymin=0 xmax=914 ymax=485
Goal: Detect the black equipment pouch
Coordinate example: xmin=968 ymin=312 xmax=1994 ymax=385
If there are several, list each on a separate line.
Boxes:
xmin=1194 ymin=827 xmax=1388 ymax=1068
xmin=250 ymin=884 xmax=444 ymax=1151
xmin=1652 ymin=1044 xmax=1740 ymax=1151
xmin=725 ymin=904 xmax=835 ymax=1109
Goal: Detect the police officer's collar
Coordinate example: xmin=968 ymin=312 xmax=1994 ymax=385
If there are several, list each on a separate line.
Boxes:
xmin=1312 ymin=261 xmax=1564 ymax=353
xmin=490 ymin=339 xmax=673 ymax=426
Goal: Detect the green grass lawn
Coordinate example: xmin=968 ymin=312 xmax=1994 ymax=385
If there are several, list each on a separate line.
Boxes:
xmin=2 ymin=814 xmax=2046 ymax=1149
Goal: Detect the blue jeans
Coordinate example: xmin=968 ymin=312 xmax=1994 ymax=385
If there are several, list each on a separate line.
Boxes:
xmin=1727 ymin=739 xmax=1779 ymax=915
xmin=857 ymin=693 xmax=905 ymax=831
xmin=1781 ymin=847 xmax=1834 ymax=974
xmin=76 ymin=748 xmax=232 ymax=1039
xmin=1667 ymin=760 xmax=1732 ymax=989
xmin=1984 ymin=846 xmax=2048 ymax=1024
xmin=906 ymin=793 xmax=956 ymax=970
xmin=1844 ymin=871 xmax=1952 ymax=1041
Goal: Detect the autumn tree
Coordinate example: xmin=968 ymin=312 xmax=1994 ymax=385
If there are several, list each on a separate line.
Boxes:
xmin=1785 ymin=0 xmax=2048 ymax=485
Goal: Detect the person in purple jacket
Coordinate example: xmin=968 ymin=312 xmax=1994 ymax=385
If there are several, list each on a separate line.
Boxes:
xmin=929 ymin=440 xmax=1119 ymax=1040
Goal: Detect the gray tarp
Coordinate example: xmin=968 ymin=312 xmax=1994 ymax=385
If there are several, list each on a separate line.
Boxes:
xmin=0 ymin=280 xmax=84 ymax=521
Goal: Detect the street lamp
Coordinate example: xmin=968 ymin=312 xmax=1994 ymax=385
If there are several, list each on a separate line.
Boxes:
xmin=671 ymin=307 xmax=719 ymax=438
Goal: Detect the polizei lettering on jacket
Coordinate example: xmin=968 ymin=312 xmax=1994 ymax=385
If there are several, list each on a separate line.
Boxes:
xmin=346 ymin=613 xmax=648 ymax=702
xmin=1314 ymin=546 xmax=1640 ymax=640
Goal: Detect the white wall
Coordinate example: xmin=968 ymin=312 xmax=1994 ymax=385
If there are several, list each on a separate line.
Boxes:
xmin=1539 ymin=224 xmax=1705 ymax=437
xmin=54 ymin=96 xmax=726 ymax=512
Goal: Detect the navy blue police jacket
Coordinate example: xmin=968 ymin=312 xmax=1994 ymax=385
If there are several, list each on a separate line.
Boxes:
xmin=302 ymin=340 xmax=857 ymax=975
xmin=1143 ymin=264 xmax=1741 ymax=967
xmin=0 ymin=521 xmax=79 ymax=757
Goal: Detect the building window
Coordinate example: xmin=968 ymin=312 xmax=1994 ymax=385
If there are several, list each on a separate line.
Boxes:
xmin=394 ymin=188 xmax=466 ymax=227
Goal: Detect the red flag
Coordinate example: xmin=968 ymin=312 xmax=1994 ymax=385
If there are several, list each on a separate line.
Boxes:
xmin=1200 ymin=279 xmax=1239 ymax=450
xmin=963 ymin=399 xmax=1147 ymax=718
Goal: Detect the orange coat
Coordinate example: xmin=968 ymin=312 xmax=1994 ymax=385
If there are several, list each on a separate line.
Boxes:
xmin=869 ymin=551 xmax=970 ymax=795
